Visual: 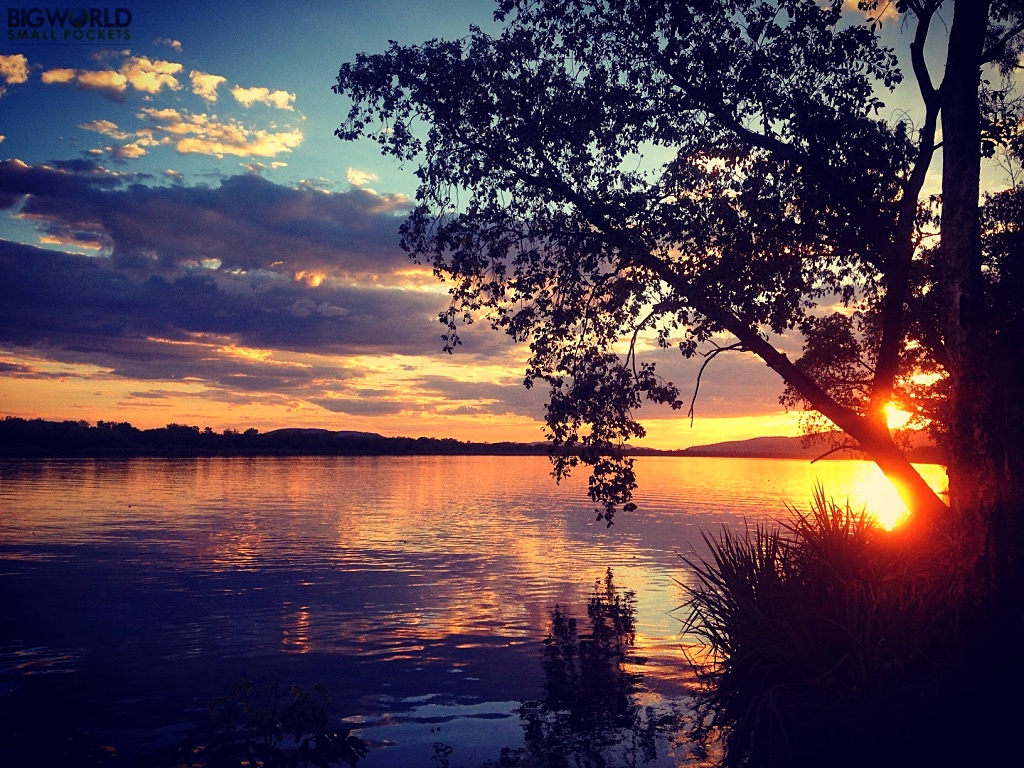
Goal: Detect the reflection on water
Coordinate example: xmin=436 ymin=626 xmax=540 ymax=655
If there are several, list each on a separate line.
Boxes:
xmin=352 ymin=570 xmax=701 ymax=768
xmin=510 ymin=569 xmax=697 ymax=767
xmin=145 ymin=679 xmax=369 ymax=768
xmin=0 ymin=455 xmax=946 ymax=766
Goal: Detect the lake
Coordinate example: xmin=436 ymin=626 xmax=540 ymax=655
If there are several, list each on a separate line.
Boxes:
xmin=0 ymin=455 xmax=947 ymax=767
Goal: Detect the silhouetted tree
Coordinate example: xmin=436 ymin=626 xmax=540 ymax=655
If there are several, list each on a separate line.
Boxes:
xmin=335 ymin=1 xmax=1024 ymax=587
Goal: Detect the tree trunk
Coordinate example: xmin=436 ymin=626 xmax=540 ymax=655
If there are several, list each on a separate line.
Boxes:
xmin=939 ymin=0 xmax=1022 ymax=602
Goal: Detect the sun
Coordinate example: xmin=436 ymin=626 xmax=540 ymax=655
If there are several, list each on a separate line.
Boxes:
xmin=884 ymin=402 xmax=912 ymax=431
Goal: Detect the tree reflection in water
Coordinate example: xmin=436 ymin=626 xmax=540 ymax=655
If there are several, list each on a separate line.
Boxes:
xmin=141 ymin=570 xmax=693 ymax=768
xmin=484 ymin=569 xmax=688 ymax=768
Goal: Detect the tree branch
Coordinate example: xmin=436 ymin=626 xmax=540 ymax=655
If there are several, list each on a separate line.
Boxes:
xmin=810 ymin=442 xmax=864 ymax=464
xmin=867 ymin=0 xmax=942 ymax=428
xmin=981 ymin=21 xmax=1024 ymax=65
xmin=688 ymin=342 xmax=746 ymax=426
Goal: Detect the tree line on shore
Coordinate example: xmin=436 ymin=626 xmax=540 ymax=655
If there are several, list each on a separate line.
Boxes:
xmin=0 ymin=416 xmax=553 ymax=458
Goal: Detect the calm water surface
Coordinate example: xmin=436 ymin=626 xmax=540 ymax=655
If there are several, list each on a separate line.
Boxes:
xmin=0 ymin=455 xmax=946 ymax=767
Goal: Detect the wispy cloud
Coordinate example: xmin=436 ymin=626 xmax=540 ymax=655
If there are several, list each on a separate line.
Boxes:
xmin=137 ymin=107 xmax=303 ymax=157
xmin=240 ymin=160 xmax=289 ymax=175
xmin=347 ymin=168 xmax=380 ymax=187
xmin=154 ymin=37 xmax=182 ymax=51
xmin=79 ymin=119 xmax=131 ymax=140
xmin=41 ymin=55 xmax=182 ymax=101
xmin=79 ymin=119 xmax=160 ymax=162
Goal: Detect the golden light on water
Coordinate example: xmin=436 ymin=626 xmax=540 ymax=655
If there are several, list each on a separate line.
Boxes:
xmin=809 ymin=461 xmax=948 ymax=531
xmin=857 ymin=469 xmax=912 ymax=529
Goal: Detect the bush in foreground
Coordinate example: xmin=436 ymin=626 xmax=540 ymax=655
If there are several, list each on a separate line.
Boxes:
xmin=681 ymin=486 xmax=1022 ymax=768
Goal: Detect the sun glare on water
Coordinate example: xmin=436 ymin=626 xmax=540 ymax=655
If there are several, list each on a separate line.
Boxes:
xmin=856 ymin=469 xmax=913 ymax=530
xmin=811 ymin=461 xmax=948 ymax=531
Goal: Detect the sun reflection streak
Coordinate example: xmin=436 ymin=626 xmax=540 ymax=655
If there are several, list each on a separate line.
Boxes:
xmin=282 ymin=603 xmax=312 ymax=654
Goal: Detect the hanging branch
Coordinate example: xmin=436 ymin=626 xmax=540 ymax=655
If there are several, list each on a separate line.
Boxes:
xmin=688 ymin=341 xmax=747 ymax=426
xmin=810 ymin=442 xmax=864 ymax=464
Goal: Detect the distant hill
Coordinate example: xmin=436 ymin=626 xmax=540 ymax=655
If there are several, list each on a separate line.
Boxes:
xmin=263 ymin=428 xmax=384 ymax=439
xmin=681 ymin=433 xmax=944 ymax=464
xmin=681 ymin=435 xmax=833 ymax=459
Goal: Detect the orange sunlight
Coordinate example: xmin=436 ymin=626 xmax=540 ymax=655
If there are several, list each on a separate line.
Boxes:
xmin=817 ymin=461 xmax=948 ymax=531
xmin=859 ymin=469 xmax=914 ymax=529
xmin=885 ymin=402 xmax=913 ymax=430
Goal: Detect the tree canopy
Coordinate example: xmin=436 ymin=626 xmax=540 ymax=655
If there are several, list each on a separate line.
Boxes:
xmin=334 ymin=0 xmax=1024 ymax=541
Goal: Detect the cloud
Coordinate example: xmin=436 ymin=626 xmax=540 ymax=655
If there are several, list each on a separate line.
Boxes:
xmin=155 ymin=37 xmax=183 ymax=51
xmin=414 ymin=375 xmax=546 ymax=418
xmin=0 ymin=54 xmax=29 ymax=96
xmin=240 ymin=160 xmax=288 ymax=175
xmin=0 ymin=161 xmax=538 ymax=418
xmin=0 ymin=238 xmax=471 ymax=421
xmin=231 ymin=85 xmax=296 ymax=110
xmin=0 ymin=238 xmax=448 ymax=366
xmin=308 ymin=396 xmax=409 ymax=416
xmin=347 ymin=168 xmax=380 ymax=187
xmin=41 ymin=55 xmax=182 ymax=101
xmin=137 ymin=107 xmax=303 ymax=157
xmin=78 ymin=119 xmax=160 ymax=163
xmin=842 ymin=0 xmax=899 ymax=21
xmin=74 ymin=68 xmax=129 ymax=98
xmin=0 ymin=361 xmax=37 ymax=375
xmin=110 ymin=143 xmax=149 ymax=161
xmin=0 ymin=158 xmax=416 ymax=282
xmin=190 ymin=70 xmax=226 ymax=102
xmin=0 ymin=161 xmax=535 ymax=416
xmin=41 ymin=68 xmax=78 ymax=84
xmin=121 ymin=56 xmax=182 ymax=94
xmin=79 ymin=119 xmax=131 ymax=140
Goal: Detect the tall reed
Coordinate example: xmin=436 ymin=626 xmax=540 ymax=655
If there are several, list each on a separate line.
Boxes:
xmin=681 ymin=486 xmax=974 ymax=768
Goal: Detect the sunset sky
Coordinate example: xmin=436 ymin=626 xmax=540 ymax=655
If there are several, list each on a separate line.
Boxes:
xmin=0 ymin=1 xmax=932 ymax=448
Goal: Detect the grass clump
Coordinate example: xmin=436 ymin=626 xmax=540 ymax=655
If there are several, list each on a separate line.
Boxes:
xmin=681 ymin=486 xmax=983 ymax=768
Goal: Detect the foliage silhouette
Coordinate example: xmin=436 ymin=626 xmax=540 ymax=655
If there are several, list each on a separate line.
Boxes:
xmin=333 ymin=0 xmax=1024 ymax=606
xmin=678 ymin=486 xmax=1021 ymax=767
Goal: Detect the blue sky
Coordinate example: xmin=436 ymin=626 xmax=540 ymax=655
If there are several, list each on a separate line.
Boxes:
xmin=0 ymin=1 xmax=911 ymax=445
xmin=2 ymin=1 xmax=497 ymax=195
